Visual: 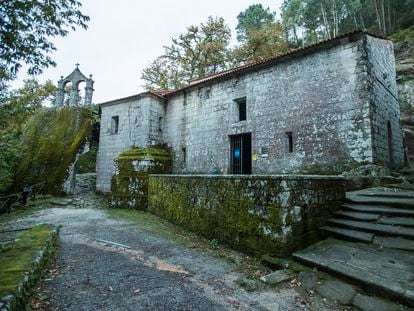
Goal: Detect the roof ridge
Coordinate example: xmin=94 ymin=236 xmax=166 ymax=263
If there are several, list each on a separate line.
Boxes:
xmin=168 ymin=30 xmax=386 ymax=95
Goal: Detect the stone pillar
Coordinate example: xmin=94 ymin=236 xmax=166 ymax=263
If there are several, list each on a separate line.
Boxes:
xmin=85 ymin=75 xmax=94 ymax=105
xmin=69 ymin=85 xmax=78 ymax=107
xmin=54 ymin=77 xmax=65 ymax=107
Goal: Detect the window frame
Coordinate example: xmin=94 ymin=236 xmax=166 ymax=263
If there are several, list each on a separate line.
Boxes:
xmin=234 ymin=97 xmax=247 ymax=122
xmin=286 ymin=132 xmax=294 ymax=153
xmin=111 ymin=115 xmax=119 ymax=134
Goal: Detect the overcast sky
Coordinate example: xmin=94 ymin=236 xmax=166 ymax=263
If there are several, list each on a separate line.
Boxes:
xmin=13 ymin=0 xmax=283 ymax=103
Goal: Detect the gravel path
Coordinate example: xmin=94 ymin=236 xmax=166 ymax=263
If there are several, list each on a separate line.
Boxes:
xmin=7 ymin=193 xmax=303 ymax=311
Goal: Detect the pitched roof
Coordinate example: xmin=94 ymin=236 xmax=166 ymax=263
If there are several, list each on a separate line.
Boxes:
xmin=99 ymin=30 xmax=388 ymax=105
xmin=99 ymin=91 xmax=167 ymax=106
xmin=164 ymin=30 xmax=387 ymax=97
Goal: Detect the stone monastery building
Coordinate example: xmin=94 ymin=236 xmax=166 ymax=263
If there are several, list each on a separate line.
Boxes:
xmin=96 ymin=31 xmax=404 ymax=193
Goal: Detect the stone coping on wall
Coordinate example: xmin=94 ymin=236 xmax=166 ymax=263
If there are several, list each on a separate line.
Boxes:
xmin=150 ymin=174 xmax=345 ymax=181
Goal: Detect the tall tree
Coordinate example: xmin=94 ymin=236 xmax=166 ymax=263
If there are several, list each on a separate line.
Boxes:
xmin=236 ymin=4 xmax=276 ymax=42
xmin=232 ymin=22 xmax=290 ymax=63
xmin=281 ymin=0 xmax=414 ymax=43
xmin=142 ymin=16 xmax=231 ymax=90
xmin=0 ymin=0 xmax=89 ymax=84
xmin=281 ymin=0 xmax=305 ymax=46
xmin=0 ymin=79 xmax=55 ymax=193
xmin=0 ymin=80 xmax=55 ymax=131
xmin=141 ymin=56 xmax=183 ymax=90
xmin=234 ymin=4 xmax=289 ymax=63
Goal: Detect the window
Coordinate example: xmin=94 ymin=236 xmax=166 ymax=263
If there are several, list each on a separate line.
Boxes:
xmin=182 ymin=147 xmax=186 ymax=163
xmin=286 ymin=132 xmax=293 ymax=153
xmin=111 ymin=116 xmax=119 ymax=134
xmin=158 ymin=116 xmax=163 ymax=132
xmin=234 ymin=97 xmax=246 ymax=121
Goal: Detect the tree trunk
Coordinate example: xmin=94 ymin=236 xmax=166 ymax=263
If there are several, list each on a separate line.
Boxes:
xmin=320 ymin=3 xmax=330 ymax=39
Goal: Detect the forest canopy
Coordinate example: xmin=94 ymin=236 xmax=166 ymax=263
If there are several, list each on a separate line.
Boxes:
xmin=141 ymin=0 xmax=414 ymax=90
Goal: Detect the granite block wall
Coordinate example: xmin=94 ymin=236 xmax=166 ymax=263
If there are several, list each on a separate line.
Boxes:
xmin=365 ymin=36 xmax=405 ymax=165
xmin=96 ymin=33 xmax=405 ymax=193
xmin=163 ymin=36 xmax=374 ymax=175
xmin=96 ymin=95 xmax=166 ymax=192
xmin=148 ymin=175 xmax=345 ymax=256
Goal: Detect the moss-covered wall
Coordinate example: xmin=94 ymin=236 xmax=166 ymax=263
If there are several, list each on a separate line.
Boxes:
xmin=110 ymin=147 xmax=172 ymax=209
xmin=148 ymin=175 xmax=345 ymax=257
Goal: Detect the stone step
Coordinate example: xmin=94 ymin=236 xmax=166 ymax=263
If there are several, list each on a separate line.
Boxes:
xmin=378 ymin=217 xmax=414 ymax=228
xmin=328 ymin=218 xmax=414 ymax=239
xmin=373 ymin=236 xmax=414 ymax=252
xmin=334 ymin=210 xmax=380 ymax=221
xmin=346 ymin=194 xmax=414 ymax=209
xmin=293 ymin=239 xmax=414 ymax=307
xmin=354 ymin=190 xmax=414 ymax=199
xmin=343 ymin=203 xmax=414 ymax=217
xmin=321 ymin=226 xmax=374 ymax=243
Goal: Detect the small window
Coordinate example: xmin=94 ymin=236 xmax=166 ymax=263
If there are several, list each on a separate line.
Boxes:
xmin=158 ymin=116 xmax=163 ymax=132
xmin=286 ymin=132 xmax=293 ymax=153
xmin=182 ymin=147 xmax=186 ymax=163
xmin=234 ymin=97 xmax=246 ymax=121
xmin=111 ymin=116 xmax=119 ymax=134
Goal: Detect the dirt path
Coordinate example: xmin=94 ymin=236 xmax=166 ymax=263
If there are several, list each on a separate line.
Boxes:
xmin=5 ymin=193 xmax=304 ymax=311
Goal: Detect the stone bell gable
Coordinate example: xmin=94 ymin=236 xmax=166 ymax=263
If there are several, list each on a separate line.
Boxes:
xmin=54 ymin=64 xmax=94 ymax=107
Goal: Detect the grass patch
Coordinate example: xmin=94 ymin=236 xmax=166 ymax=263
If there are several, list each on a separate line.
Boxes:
xmin=106 ymin=208 xmax=271 ymax=277
xmin=0 ymin=224 xmax=57 ymax=298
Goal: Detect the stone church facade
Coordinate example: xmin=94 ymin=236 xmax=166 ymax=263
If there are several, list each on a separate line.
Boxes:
xmin=96 ymin=31 xmax=404 ymax=193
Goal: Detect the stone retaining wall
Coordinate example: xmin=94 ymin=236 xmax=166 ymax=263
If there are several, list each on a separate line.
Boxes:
xmin=148 ymin=175 xmax=345 ymax=257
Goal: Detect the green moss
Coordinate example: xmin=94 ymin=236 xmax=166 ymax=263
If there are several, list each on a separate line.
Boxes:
xmin=14 ymin=107 xmax=93 ymax=195
xmin=0 ymin=224 xmax=57 ymax=298
xmin=110 ymin=146 xmax=172 ymax=210
xmin=148 ymin=177 xmax=291 ymax=256
xmin=148 ymin=176 xmax=343 ymax=257
xmin=390 ymin=26 xmax=414 ymax=42
xmin=75 ymin=147 xmax=97 ymax=173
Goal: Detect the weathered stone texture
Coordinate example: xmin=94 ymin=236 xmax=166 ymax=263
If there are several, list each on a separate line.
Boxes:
xmin=365 ymin=36 xmax=405 ymax=165
xmin=165 ymin=39 xmax=373 ymax=174
xmin=96 ymin=33 xmax=405 ymax=192
xmin=54 ymin=66 xmax=94 ymax=107
xmin=148 ymin=175 xmax=345 ymax=256
xmin=110 ymin=147 xmax=171 ymax=209
xmin=96 ymin=95 xmax=166 ymax=192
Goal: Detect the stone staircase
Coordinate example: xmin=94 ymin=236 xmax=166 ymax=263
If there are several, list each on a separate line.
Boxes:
xmin=293 ymin=189 xmax=414 ymax=306
xmin=321 ymin=191 xmax=414 ymax=250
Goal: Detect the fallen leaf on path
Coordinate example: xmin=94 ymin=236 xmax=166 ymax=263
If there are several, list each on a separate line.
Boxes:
xmin=133 ymin=288 xmax=140 ymax=294
xmin=108 ymin=286 xmax=113 ymax=291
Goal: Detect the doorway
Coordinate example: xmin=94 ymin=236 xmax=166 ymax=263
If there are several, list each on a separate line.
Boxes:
xmin=230 ymin=133 xmax=252 ymax=174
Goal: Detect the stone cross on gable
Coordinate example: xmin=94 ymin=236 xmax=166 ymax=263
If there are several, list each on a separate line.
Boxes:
xmin=54 ymin=65 xmax=94 ymax=107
